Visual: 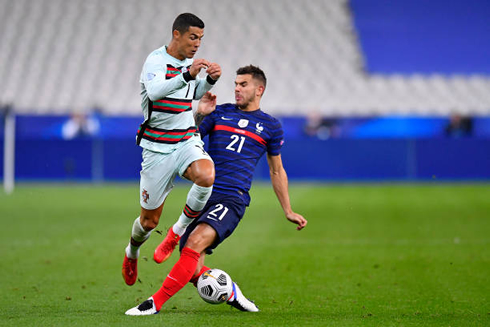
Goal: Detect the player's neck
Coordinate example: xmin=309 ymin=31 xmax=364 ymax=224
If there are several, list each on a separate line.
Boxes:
xmin=166 ymin=43 xmax=185 ymax=61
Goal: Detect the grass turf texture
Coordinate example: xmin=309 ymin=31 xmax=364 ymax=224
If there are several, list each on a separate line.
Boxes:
xmin=0 ymin=183 xmax=489 ymax=326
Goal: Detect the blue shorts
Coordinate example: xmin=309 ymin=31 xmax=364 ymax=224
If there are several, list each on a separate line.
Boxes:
xmin=179 ymin=195 xmax=246 ymax=254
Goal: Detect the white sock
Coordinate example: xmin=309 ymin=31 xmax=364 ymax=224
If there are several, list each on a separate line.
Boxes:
xmin=125 ymin=244 xmax=140 ymax=259
xmin=126 ymin=216 xmax=152 ymax=259
xmin=172 ymin=184 xmax=212 ymax=236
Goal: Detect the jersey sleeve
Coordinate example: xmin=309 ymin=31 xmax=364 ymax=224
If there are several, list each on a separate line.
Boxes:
xmin=267 ymin=119 xmax=284 ymax=156
xmin=141 ymin=54 xmax=188 ymax=101
xmin=193 ymin=76 xmax=215 ymax=100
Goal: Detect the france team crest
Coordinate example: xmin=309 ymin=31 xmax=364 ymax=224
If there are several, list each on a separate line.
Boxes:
xmin=255 ymin=122 xmax=263 ymax=134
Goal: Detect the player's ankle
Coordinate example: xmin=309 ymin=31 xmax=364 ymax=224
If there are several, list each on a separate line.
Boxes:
xmin=126 ymin=244 xmax=139 ymax=259
xmin=172 ymin=223 xmax=186 ymax=237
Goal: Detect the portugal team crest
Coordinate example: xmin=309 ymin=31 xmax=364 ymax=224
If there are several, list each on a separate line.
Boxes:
xmin=238 ymin=119 xmax=249 ymax=128
xmin=142 ymin=189 xmax=150 ymax=203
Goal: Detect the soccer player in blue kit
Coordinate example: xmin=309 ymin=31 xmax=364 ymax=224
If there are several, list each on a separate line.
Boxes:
xmin=126 ymin=65 xmax=307 ymax=315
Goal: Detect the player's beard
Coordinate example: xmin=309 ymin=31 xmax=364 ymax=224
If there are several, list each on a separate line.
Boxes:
xmin=236 ymin=93 xmax=254 ymax=110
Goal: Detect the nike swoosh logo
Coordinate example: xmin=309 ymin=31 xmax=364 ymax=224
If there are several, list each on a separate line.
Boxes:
xmin=221 ymin=116 xmax=233 ymax=121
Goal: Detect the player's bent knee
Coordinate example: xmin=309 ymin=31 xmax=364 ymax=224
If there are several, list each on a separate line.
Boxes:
xmin=185 ymin=235 xmax=209 ymax=253
xmin=186 ymin=227 xmax=216 ymax=253
xmin=189 ymin=160 xmax=215 ymax=187
xmin=195 ymin=173 xmax=214 ymax=188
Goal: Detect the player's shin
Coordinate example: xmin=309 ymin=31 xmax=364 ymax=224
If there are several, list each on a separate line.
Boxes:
xmin=173 ymin=184 xmax=212 ymax=236
xmin=152 ymin=247 xmax=200 ymax=310
xmin=126 ymin=216 xmax=152 ymax=259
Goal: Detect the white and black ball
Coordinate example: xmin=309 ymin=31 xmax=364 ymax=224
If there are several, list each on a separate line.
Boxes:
xmin=197 ymin=268 xmax=233 ymax=304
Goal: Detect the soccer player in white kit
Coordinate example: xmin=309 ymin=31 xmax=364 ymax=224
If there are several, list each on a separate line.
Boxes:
xmin=122 ymin=13 xmax=221 ymax=286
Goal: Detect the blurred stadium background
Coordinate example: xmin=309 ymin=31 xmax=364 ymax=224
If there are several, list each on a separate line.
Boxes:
xmin=1 ymin=0 xmax=490 ymax=186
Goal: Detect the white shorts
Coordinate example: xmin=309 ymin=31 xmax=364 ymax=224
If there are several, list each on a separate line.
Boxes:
xmin=139 ymin=135 xmax=212 ymax=210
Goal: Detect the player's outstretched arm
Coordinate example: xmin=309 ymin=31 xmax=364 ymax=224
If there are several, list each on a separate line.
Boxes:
xmin=266 ymin=154 xmax=308 ymax=230
xmin=195 ymin=92 xmax=217 ymax=126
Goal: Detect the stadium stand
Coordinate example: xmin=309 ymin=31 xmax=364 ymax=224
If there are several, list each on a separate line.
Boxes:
xmin=1 ymin=0 xmax=489 ymax=116
xmin=1 ymin=0 xmax=489 ymax=183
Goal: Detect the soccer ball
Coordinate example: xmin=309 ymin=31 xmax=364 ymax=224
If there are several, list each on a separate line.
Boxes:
xmin=197 ymin=268 xmax=233 ymax=304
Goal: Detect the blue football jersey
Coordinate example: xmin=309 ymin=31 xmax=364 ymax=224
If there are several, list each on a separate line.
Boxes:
xmin=199 ymin=103 xmax=284 ymax=206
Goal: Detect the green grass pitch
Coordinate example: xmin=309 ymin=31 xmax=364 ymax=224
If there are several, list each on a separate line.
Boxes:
xmin=1 ymin=183 xmax=489 ymax=326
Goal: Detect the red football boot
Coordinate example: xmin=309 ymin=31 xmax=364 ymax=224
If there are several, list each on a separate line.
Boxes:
xmin=122 ymin=254 xmax=138 ymax=286
xmin=153 ymin=228 xmax=181 ymax=264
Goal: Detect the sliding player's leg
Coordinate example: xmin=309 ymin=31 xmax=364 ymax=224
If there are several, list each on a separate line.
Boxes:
xmin=182 ymin=200 xmax=259 ymax=312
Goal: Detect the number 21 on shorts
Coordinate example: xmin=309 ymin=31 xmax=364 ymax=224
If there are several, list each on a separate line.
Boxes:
xmin=206 ymin=204 xmax=229 ymax=221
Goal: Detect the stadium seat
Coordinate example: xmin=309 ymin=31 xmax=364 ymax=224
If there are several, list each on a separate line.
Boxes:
xmin=0 ymin=0 xmax=489 ymax=116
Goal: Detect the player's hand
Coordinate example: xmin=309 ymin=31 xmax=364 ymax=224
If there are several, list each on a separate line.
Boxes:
xmin=286 ymin=212 xmax=307 ymax=231
xmin=190 ymin=59 xmax=211 ymax=78
xmin=197 ymin=92 xmax=217 ymax=116
xmin=206 ymin=63 xmax=221 ymax=81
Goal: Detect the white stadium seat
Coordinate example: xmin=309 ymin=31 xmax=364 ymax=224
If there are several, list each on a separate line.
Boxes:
xmin=0 ymin=0 xmax=489 ymax=116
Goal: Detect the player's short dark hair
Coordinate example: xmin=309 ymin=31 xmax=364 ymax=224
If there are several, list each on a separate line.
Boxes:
xmin=172 ymin=13 xmax=205 ymax=34
xmin=236 ymin=65 xmax=267 ymax=91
